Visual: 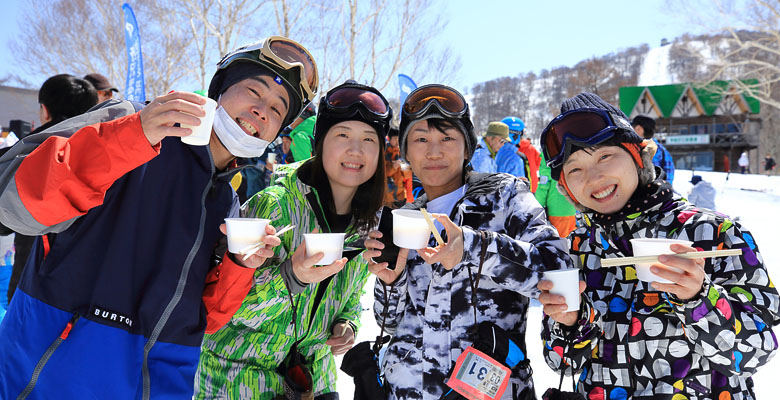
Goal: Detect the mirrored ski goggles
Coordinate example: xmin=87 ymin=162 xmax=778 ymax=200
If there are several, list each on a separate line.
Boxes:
xmin=541 ymin=108 xmax=630 ymax=169
xmin=402 ymin=84 xmax=467 ymax=119
xmin=325 ymin=86 xmax=390 ymax=117
xmin=220 ymin=36 xmax=318 ymax=102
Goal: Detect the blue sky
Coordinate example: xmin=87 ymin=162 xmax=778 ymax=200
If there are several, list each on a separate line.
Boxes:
xmin=443 ymin=0 xmax=699 ymax=92
xmin=0 ymin=0 xmax=699 ymax=93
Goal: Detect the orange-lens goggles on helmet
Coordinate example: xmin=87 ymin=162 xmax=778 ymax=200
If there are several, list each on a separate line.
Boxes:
xmin=220 ymin=36 xmax=318 ymax=102
xmin=262 ymin=37 xmax=318 ymax=99
xmin=402 ymin=85 xmax=467 ymax=118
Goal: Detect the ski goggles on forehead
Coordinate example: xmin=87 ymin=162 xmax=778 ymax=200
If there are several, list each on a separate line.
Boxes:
xmin=325 ymin=86 xmax=390 ymax=116
xmin=402 ymin=85 xmax=467 ymax=119
xmin=541 ymin=108 xmax=632 ymax=168
xmin=222 ymin=36 xmax=318 ymax=101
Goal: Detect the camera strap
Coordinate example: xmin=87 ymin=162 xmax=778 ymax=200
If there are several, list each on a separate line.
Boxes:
xmin=373 ymin=282 xmax=391 ymax=355
xmin=466 ymin=230 xmax=489 ymax=326
xmin=443 ymin=231 xmax=514 ymax=400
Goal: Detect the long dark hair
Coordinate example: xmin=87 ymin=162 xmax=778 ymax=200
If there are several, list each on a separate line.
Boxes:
xmin=303 ymin=128 xmax=385 ymax=234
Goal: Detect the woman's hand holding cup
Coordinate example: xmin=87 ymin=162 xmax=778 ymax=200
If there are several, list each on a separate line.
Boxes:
xmin=291 ymin=230 xmax=347 ymax=284
xmin=537 ymin=279 xmax=587 ymax=327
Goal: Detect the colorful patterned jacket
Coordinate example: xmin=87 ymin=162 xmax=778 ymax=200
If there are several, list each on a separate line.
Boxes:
xmin=196 ymin=161 xmax=372 ymax=399
xmin=374 ymin=172 xmax=571 ymax=399
xmin=542 ymin=180 xmax=779 ymax=400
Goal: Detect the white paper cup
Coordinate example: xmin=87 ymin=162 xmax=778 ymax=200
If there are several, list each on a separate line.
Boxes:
xmin=224 ymin=218 xmax=270 ymax=254
xmin=630 ymin=238 xmax=693 ymax=283
xmin=303 ymin=233 xmax=346 ymax=265
xmin=392 ymin=209 xmax=431 ymax=249
xmin=543 ymin=269 xmax=580 ymax=312
xmin=181 ymin=97 xmax=218 ymax=146
xmin=267 ymin=153 xmax=277 ymax=172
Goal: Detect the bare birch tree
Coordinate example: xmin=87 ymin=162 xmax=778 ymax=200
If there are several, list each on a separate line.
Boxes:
xmin=10 ymin=0 xmax=457 ymax=103
xmin=172 ymin=0 xmax=270 ymax=89
xmin=287 ymin=0 xmax=460 ymax=94
xmin=11 ymin=0 xmax=195 ymax=98
xmin=672 ymin=0 xmax=780 ymax=110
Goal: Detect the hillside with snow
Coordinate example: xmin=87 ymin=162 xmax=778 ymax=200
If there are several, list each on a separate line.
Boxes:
xmin=337 ymin=170 xmax=780 ymax=398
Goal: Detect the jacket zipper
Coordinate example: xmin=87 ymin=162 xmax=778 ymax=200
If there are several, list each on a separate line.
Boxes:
xmin=17 ymin=313 xmax=80 ymax=400
xmin=141 ymin=148 xmax=215 ymax=400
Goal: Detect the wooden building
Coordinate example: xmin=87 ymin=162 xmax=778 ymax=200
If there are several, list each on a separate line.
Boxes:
xmin=619 ymin=81 xmax=760 ymax=172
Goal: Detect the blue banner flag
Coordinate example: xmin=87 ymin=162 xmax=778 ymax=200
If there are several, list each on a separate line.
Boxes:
xmin=122 ymin=3 xmax=145 ymax=102
xmin=398 ymin=74 xmax=417 ymax=105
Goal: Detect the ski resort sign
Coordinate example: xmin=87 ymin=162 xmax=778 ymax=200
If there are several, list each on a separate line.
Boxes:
xmin=666 ymin=134 xmax=710 ymax=146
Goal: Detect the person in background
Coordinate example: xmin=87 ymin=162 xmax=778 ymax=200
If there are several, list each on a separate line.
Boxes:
xmin=288 ymin=102 xmax=317 ymax=162
xmin=4 ymin=74 xmax=98 ymax=305
xmin=482 ymin=121 xmax=527 ymax=178
xmin=469 ymin=135 xmax=497 ymax=173
xmin=83 ymin=73 xmax=119 ymax=103
xmin=535 ymin=152 xmax=577 ymax=238
xmin=384 ymin=126 xmax=413 ymax=208
xmin=763 ymin=153 xmax=776 ymax=176
xmin=632 ymin=115 xmax=674 ymax=183
xmin=502 ymin=116 xmax=540 ymax=193
xmin=538 ymin=92 xmax=778 ymax=399
xmin=687 ymin=175 xmax=716 ymax=210
xmin=739 ymin=151 xmax=750 ymax=174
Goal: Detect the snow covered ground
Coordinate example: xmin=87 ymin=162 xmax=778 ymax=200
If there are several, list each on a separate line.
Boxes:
xmin=336 ymin=169 xmax=780 ymax=398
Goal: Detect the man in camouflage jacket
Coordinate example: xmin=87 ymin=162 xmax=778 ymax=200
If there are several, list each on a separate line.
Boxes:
xmin=375 ymin=171 xmax=571 ymax=399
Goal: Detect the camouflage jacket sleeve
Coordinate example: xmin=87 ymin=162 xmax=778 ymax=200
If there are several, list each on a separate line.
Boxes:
xmin=669 ymin=217 xmax=779 ymax=376
xmin=460 ymin=178 xmax=572 ymax=298
xmin=373 ymin=272 xmax=409 ymax=336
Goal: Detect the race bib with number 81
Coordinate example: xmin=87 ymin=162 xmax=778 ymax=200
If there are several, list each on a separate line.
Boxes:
xmin=445 ymin=346 xmax=510 ymax=400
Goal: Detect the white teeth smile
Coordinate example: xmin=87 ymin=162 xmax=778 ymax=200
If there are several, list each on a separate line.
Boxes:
xmin=593 ymin=185 xmax=616 ymax=199
xmin=342 ymin=162 xmax=362 ymax=169
xmin=237 ymin=119 xmax=257 ymax=135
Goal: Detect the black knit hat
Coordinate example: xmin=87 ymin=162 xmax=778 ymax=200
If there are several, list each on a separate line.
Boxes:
xmin=547 ymin=92 xmax=643 ymax=180
xmin=631 ymin=115 xmax=656 ymax=138
xmin=313 ymin=80 xmax=392 ymax=151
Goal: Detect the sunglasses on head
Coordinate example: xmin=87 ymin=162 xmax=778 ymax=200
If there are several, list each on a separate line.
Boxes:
xmin=402 ymin=84 xmax=467 ymax=119
xmin=541 ymin=108 xmax=632 ymax=169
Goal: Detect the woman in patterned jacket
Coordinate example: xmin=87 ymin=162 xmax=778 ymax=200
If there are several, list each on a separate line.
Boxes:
xmin=364 ymin=85 xmax=571 ymax=399
xmin=537 ymin=92 xmax=780 ymax=400
xmin=195 ymin=81 xmax=392 ymax=399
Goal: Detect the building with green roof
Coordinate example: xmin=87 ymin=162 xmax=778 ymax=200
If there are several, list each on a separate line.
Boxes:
xmin=619 ymin=81 xmax=761 ymax=172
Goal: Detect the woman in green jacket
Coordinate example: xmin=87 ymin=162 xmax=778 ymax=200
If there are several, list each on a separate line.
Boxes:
xmin=195 ymin=81 xmax=392 ymax=399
